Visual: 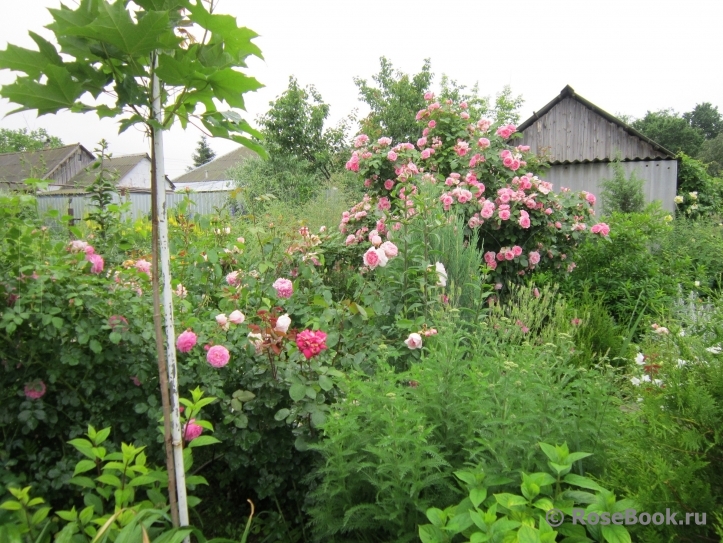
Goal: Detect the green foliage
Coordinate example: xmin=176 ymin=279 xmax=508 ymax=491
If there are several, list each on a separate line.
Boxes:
xmin=698 ymin=132 xmax=723 ymax=176
xmin=682 ymin=102 xmax=723 ymax=140
xmin=631 ymin=109 xmax=705 ymax=157
xmin=259 ymin=76 xmax=351 ymax=180
xmin=84 ymin=140 xmax=125 ymax=244
xmin=675 ymin=153 xmax=723 ymax=217
xmin=0 ymin=0 xmax=264 ymax=154
xmin=191 ymin=136 xmax=216 ymax=169
xmin=599 ymin=161 xmax=645 ymax=215
xmin=659 ymin=218 xmax=723 ymax=292
xmin=306 ymin=315 xmax=623 ymax=542
xmin=354 ymin=57 xmax=433 ymax=143
xmin=419 ymin=443 xmax=635 ymax=543
xmin=0 ymin=128 xmax=63 ymax=154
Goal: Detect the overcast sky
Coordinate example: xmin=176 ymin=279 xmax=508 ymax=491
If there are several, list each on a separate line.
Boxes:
xmin=1 ymin=0 xmax=721 ymax=178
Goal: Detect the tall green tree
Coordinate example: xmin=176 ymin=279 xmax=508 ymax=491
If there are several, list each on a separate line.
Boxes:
xmin=631 ymin=109 xmax=705 ymax=156
xmin=0 ymin=127 xmax=63 ymax=153
xmin=258 ymin=75 xmax=349 ymax=180
xmin=191 ymin=135 xmax=216 ymax=168
xmin=698 ymin=132 xmax=723 ymax=176
xmin=0 ymin=0 xmax=264 ymax=528
xmin=354 ymin=57 xmax=433 ymax=143
xmin=683 ymin=102 xmax=723 ymax=140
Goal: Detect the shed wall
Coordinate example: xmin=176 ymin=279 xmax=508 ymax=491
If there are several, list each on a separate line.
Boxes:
xmin=544 ymin=160 xmax=678 ymax=213
xmin=518 ymin=97 xmax=669 ymax=162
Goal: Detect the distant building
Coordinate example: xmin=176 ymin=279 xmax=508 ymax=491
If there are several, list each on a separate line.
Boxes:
xmin=48 ymin=153 xmax=175 ymax=194
xmin=515 ymin=86 xmax=678 ymax=212
xmin=173 ymin=146 xmax=256 ymax=192
xmin=0 ymin=143 xmax=95 ymax=191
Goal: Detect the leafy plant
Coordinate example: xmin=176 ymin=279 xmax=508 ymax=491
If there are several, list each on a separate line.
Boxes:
xmin=599 ymin=160 xmax=645 ymax=215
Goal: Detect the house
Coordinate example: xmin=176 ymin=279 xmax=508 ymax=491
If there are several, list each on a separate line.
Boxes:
xmin=515 ymin=86 xmax=678 ymax=212
xmin=0 ymin=143 xmax=95 ymax=191
xmin=48 ymin=153 xmax=175 ymax=194
xmin=172 ymin=146 xmax=256 ymax=192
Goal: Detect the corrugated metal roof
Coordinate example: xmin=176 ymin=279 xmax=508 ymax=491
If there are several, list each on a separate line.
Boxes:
xmin=0 ymin=144 xmax=95 ymax=189
xmin=61 ymin=153 xmax=149 ymax=187
xmin=174 ymin=180 xmax=236 ymax=192
xmin=172 ymin=146 xmax=256 ymax=183
xmin=516 ymin=85 xmax=676 ymax=162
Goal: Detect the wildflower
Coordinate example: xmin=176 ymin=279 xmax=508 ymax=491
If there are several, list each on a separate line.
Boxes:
xmin=24 ymin=380 xmax=46 ymax=400
xmin=87 ymin=254 xmax=104 ymax=274
xmin=275 ymin=314 xmax=291 ymax=333
xmin=226 ymin=271 xmax=241 ymax=286
xmin=404 ymin=333 xmax=423 ymax=350
xmin=174 ymin=283 xmax=188 ymax=298
xmin=176 ymin=330 xmax=198 ymax=353
xmin=435 ymin=262 xmax=447 ymax=287
xmin=706 ymin=345 xmax=722 ymax=354
xmin=631 ymin=377 xmax=641 ymax=386
xmin=183 ymin=419 xmax=203 ymax=441
xmin=677 ymin=359 xmax=688 ymax=368
xmin=296 ymin=330 xmax=328 ymax=359
xmin=635 ymin=352 xmax=645 ymax=365
xmin=229 ymin=310 xmax=245 ymax=325
xmin=273 ymin=278 xmax=294 ymax=299
xmin=207 ymin=345 xmax=230 ymax=368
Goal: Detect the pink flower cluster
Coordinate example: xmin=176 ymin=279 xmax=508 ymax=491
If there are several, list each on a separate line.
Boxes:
xmin=273 ymin=278 xmax=293 ymax=299
xmin=207 ymin=345 xmax=230 ymax=368
xmin=590 ymin=223 xmax=611 ymax=236
xmin=296 ymin=329 xmax=328 ymax=360
xmin=176 ymin=330 xmax=198 ymax=353
xmin=24 ymin=380 xmax=46 ymax=400
xmin=495 ymin=124 xmax=517 ymax=139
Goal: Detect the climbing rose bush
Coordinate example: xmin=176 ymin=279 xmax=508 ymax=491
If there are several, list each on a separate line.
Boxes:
xmin=343 ymin=93 xmax=610 ymax=284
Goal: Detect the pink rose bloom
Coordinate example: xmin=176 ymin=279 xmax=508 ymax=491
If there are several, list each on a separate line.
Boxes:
xmin=226 ymin=271 xmax=240 ymax=286
xmin=510 ymin=159 xmax=521 ymax=171
xmin=363 ymin=247 xmax=380 ymax=269
xmin=499 ymin=209 xmax=511 ymax=221
xmin=380 ymin=241 xmax=398 ymax=258
xmin=424 ymin=91 xmax=435 ymax=101
xmin=275 ymin=313 xmax=291 ymax=333
xmin=229 ymin=310 xmax=245 ymax=324
xmin=477 ymin=118 xmax=492 ymax=132
xmin=545 ymin=208 xmax=553 ymax=215
xmin=371 ymin=235 xmax=383 ymax=247
xmin=460 ymin=111 xmax=470 ymax=119
xmin=378 ymin=137 xmax=392 ymax=146
xmin=184 ymin=419 xmax=203 ymax=441
xmin=387 ymin=151 xmax=398 ymax=161
xmin=529 ymin=251 xmax=541 ymax=265
xmin=555 ymin=222 xmax=562 ymax=229
xmin=520 ymin=216 xmax=531 ymax=228
xmin=176 ymin=330 xmax=197 ymax=353
xmin=454 ymin=140 xmax=470 ymax=157
xmin=345 ymin=234 xmax=356 ymax=246
xmin=428 ymin=120 xmax=436 ymax=128
xmin=378 ymin=197 xmax=391 ymax=211
xmin=273 ymin=278 xmax=293 ymax=299
xmin=591 ymin=223 xmax=610 ymax=236
xmin=135 ymin=259 xmax=151 ymax=277
xmin=207 ymin=345 xmax=230 ymax=368
xmin=87 ymin=254 xmax=104 ymax=274
xmin=384 ymin=179 xmax=394 ymax=190
xmin=585 ymin=192 xmax=596 ymax=205
xmin=505 ymin=250 xmax=515 ymax=261
xmin=477 ymin=138 xmax=491 ymax=149
xmin=420 ymin=149 xmax=433 ymax=160
xmin=84 ymin=245 xmax=95 ymax=255
xmin=417 ymin=137 xmax=428 ymax=148
xmin=502 ymin=156 xmax=514 ymax=168
xmin=513 ymin=246 xmax=523 ymax=257
xmin=353 ymin=134 xmax=369 ymax=148
xmin=68 ymin=240 xmax=89 ymax=253
xmin=484 ymin=251 xmax=496 ymax=264
xmin=216 ymin=313 xmax=229 ymax=327
xmin=480 ymin=202 xmax=495 ymax=219
xmin=237 ymin=237 xmax=245 ymax=244
xmin=24 ymin=380 xmax=46 ymax=400
xmin=404 ymin=333 xmax=423 ymax=350
xmin=296 ymin=329 xmax=328 ymax=359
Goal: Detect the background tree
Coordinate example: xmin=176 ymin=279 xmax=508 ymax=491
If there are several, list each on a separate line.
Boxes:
xmin=631 ymin=109 xmax=705 ymax=156
xmin=698 ymin=133 xmax=723 ymax=176
xmin=0 ymin=127 xmax=62 ymax=153
xmin=258 ymin=75 xmax=350 ymax=180
xmin=600 ymin=160 xmax=646 ymax=215
xmin=191 ymin=135 xmax=216 ymax=168
xmin=354 ymin=57 xmax=433 ymax=143
xmin=683 ymin=102 xmax=723 ymax=140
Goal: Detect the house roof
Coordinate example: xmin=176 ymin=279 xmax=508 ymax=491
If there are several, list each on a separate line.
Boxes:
xmin=172 ymin=145 xmax=256 ymax=184
xmin=0 ymin=144 xmax=95 ymax=189
xmin=63 ymin=153 xmax=149 ymax=187
xmin=516 ymin=85 xmax=676 ymax=162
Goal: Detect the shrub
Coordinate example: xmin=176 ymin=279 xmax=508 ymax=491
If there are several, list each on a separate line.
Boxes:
xmin=599 ymin=160 xmax=645 ymax=215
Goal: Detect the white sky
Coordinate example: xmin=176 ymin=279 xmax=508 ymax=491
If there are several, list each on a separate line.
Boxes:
xmin=1 ymin=0 xmax=722 ymax=178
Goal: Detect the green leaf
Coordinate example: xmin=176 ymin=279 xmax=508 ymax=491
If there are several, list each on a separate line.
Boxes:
xmin=0 ymin=501 xmax=22 ymax=511
xmin=274 ymin=408 xmax=290 ymax=421
xmin=233 ymin=413 xmax=248 ymax=429
xmin=89 ymin=339 xmax=102 ymax=354
xmin=454 ymin=470 xmax=477 ymax=486
xmin=73 ymin=459 xmax=97 ymax=476
xmin=96 ymin=474 xmax=121 ymax=487
xmin=232 ymin=390 xmax=256 ymax=402
xmin=31 ymin=506 xmax=52 ymax=525
xmin=538 ymin=443 xmax=559 ymax=462
xmin=185 ymin=2 xmax=263 ymax=62
xmin=470 ymin=487 xmax=487 ymax=508
xmin=318 ymin=375 xmax=334 ymax=391
xmin=494 ymin=493 xmax=528 ymax=509
xmin=187 ymin=435 xmax=221 ymax=448
xmin=517 ymin=525 xmax=542 ymax=543
xmin=207 ymin=69 xmax=262 ymax=109
xmin=601 ymin=524 xmax=632 ymax=543
xmin=563 ymin=474 xmax=604 ymax=492
xmin=68 ymin=438 xmax=95 ymax=459
xmin=310 ymin=411 xmax=326 ymax=427
xmin=1 ymin=65 xmax=84 ymax=115
xmin=289 ymin=383 xmax=305 ymax=402
xmin=68 ymin=476 xmax=96 ymax=489
xmin=95 ymin=427 xmax=111 ymax=444
xmin=425 ymin=507 xmax=446 ymax=527
xmin=0 ymin=44 xmax=53 ymax=79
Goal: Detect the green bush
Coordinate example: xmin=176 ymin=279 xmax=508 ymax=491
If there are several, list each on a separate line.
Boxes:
xmin=600 ymin=161 xmax=645 ymax=215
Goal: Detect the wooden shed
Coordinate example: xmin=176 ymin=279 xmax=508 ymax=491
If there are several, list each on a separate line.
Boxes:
xmin=516 ymin=86 xmax=678 ymax=212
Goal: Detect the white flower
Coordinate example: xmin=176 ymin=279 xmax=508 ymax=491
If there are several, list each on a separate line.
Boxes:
xmin=641 ymin=374 xmax=651 ymax=383
xmin=689 ymin=191 xmax=698 ymax=200
xmin=706 ymin=345 xmax=722 ymax=355
xmin=275 ymin=314 xmax=291 ymax=334
xmin=435 ymin=262 xmax=448 ymax=287
xmin=635 ymin=352 xmax=645 ymax=365
xmin=636 ymin=397 xmax=644 ymax=403
xmin=631 ymin=377 xmax=641 ymax=386
xmin=674 ymin=195 xmax=684 ymax=204
xmin=677 ymin=359 xmax=688 ymax=368
xmin=248 ymin=332 xmax=263 ymax=353
xmin=376 ymin=248 xmax=389 ymax=267
xmin=653 ymin=379 xmax=664 ymax=387
xmin=694 ymin=281 xmax=701 ymax=287
xmin=678 ymin=329 xmax=686 ymax=337
xmin=404 ymin=333 xmax=423 ymax=350
xmin=224 ymin=227 xmax=231 ymax=234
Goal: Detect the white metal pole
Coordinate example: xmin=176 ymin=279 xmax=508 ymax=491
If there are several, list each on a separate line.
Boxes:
xmin=152 ymin=58 xmax=190 ymax=529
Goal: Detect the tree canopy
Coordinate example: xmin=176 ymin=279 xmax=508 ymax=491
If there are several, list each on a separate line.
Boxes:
xmin=683 ymin=102 xmax=723 ymax=140
xmin=631 ymin=109 xmax=705 ymax=156
xmin=0 ymin=128 xmax=63 ymax=154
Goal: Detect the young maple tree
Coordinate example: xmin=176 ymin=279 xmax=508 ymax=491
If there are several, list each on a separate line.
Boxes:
xmin=0 ymin=0 xmax=265 ymax=527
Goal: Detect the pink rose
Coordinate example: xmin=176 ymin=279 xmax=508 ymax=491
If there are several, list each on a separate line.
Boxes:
xmin=371 ymin=235 xmax=382 ymax=247
xmin=387 ymin=151 xmax=398 ymax=161
xmin=380 ymin=241 xmax=398 ymax=258
xmin=363 ymin=247 xmax=380 ymax=269
xmin=273 ymin=278 xmax=293 ymax=299
xmin=428 ymin=120 xmax=436 ymax=128
xmin=529 ymin=251 xmax=541 ymax=265
xmin=207 ymin=345 xmax=230 ymax=368
xmin=345 ymin=234 xmax=356 ymax=246
xmin=87 ymin=254 xmax=104 ymax=274
xmin=384 ymin=179 xmax=394 ymax=190
xmin=176 ymin=330 xmax=197 ymax=353
xmin=296 ymin=329 xmax=328 ymax=360
xmin=404 ymin=333 xmax=423 ymax=350
xmin=477 ymin=137 xmax=490 ymax=149
xmin=417 ymin=137 xmax=428 ymax=148
xmin=505 ymin=250 xmax=515 ymax=261
xmin=275 ymin=313 xmax=291 ymax=333
xmin=226 ymin=271 xmax=241 ymax=286
xmin=184 ymin=419 xmax=203 ymax=441
xmin=24 ymin=380 xmax=46 ymax=400
xmin=378 ymin=137 xmax=392 ymax=146
xmin=499 ymin=209 xmax=511 ymax=221
xmin=421 ymin=149 xmax=433 ymax=160
xmin=216 ymin=314 xmax=229 ymax=327
xmin=229 ymin=310 xmax=245 ymax=324
xmin=513 ymin=246 xmax=523 ymax=257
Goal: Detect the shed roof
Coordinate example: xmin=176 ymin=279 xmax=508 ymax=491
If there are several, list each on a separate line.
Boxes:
xmin=516 ymin=86 xmax=676 ymax=164
xmin=0 ymin=144 xmax=95 ymax=189
xmin=63 ymin=153 xmax=149 ymax=187
xmin=172 ymin=146 xmax=256 ymax=184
